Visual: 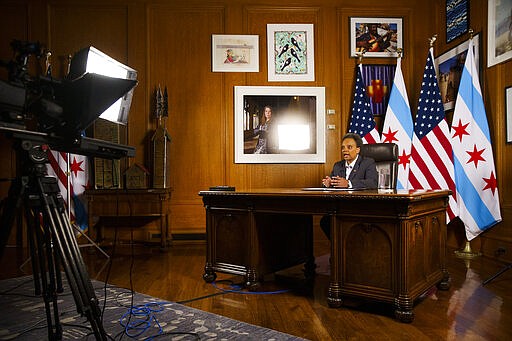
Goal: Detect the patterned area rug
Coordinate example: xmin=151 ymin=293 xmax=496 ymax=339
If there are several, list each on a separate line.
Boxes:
xmin=0 ymin=275 xmax=306 ymax=340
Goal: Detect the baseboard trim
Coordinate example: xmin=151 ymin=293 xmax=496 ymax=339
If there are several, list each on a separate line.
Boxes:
xmin=171 ymin=233 xmax=206 ymax=241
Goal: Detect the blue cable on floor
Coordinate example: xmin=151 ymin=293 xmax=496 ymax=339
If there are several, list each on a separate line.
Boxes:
xmin=119 ymin=301 xmax=164 ymax=339
xmin=212 ymin=281 xmax=289 ymax=294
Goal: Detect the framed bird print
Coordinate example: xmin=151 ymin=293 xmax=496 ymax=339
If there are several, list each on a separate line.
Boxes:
xmin=267 ymin=24 xmax=315 ymax=82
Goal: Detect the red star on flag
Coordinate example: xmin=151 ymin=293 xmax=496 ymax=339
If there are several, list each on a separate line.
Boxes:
xmin=70 ymin=157 xmax=84 ymax=177
xmin=483 ymin=171 xmax=498 ymax=195
xmin=398 ymin=149 xmax=410 ymax=170
xmin=466 ymin=145 xmax=486 ymax=168
xmin=381 ymin=127 xmax=399 ymax=144
xmin=452 ymin=119 xmax=470 ymax=142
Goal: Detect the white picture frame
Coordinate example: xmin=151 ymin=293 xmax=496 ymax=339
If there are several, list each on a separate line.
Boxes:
xmin=507 ymin=86 xmax=512 ymax=143
xmin=487 ymin=0 xmax=512 ymax=68
xmin=266 ymin=24 xmax=315 ymax=82
xmin=350 ymin=17 xmax=403 ymax=58
xmin=234 ymin=86 xmax=325 ymax=163
xmin=211 ymin=34 xmax=259 ymax=72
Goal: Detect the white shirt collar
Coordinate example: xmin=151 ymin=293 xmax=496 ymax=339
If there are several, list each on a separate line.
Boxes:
xmin=346 ymin=155 xmax=358 ymax=168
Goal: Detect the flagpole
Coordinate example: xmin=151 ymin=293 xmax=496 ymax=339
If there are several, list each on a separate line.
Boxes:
xmin=452 ymin=29 xmax=482 ymax=260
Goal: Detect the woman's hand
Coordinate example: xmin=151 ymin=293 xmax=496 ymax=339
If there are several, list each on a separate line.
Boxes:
xmin=330 ymin=176 xmax=349 ymax=188
xmin=322 ymin=176 xmax=332 ymax=187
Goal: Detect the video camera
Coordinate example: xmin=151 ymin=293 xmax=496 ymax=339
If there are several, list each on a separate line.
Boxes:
xmin=0 ymin=39 xmax=137 ymax=159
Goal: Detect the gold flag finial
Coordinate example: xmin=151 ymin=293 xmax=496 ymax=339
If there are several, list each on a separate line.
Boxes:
xmin=428 ymin=34 xmax=437 ymax=47
xmin=45 ymin=51 xmax=52 ymax=76
xmin=67 ymin=54 xmax=72 ymax=76
xmin=356 ymin=49 xmax=366 ymax=64
xmin=396 ymin=48 xmax=403 ymax=58
xmin=469 ymin=28 xmax=474 ymax=39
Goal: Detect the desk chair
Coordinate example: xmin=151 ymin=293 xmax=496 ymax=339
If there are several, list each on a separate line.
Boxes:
xmin=360 ymin=143 xmax=399 ymax=189
xmin=320 ymin=142 xmax=399 ymax=239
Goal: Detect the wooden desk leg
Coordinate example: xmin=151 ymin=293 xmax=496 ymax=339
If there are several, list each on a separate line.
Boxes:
xmin=394 ymin=294 xmax=414 ymax=323
xmin=438 ymin=269 xmax=450 ymax=290
xmin=203 ymin=205 xmax=217 ymax=283
xmin=245 ymin=208 xmax=261 ymax=291
xmin=328 ymin=214 xmax=343 ymax=308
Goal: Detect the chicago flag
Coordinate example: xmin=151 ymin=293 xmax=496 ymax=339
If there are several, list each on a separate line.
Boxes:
xmin=380 ymin=57 xmax=413 ymax=189
xmin=451 ymin=38 xmax=501 ymax=240
xmin=46 ymin=151 xmax=90 ymax=231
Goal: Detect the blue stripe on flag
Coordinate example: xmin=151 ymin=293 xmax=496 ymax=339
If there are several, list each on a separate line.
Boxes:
xmin=457 ymin=67 xmax=491 ymax=139
xmin=453 ymin=156 xmax=496 ymax=231
xmin=388 ymin=93 xmax=414 ymax=134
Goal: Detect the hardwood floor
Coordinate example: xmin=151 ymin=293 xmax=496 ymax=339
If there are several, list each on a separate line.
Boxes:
xmin=1 ymin=238 xmax=511 ymax=340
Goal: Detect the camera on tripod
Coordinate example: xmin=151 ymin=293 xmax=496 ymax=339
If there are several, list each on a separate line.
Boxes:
xmin=0 ymin=39 xmax=138 ymax=158
xmin=0 ymin=39 xmax=139 ymax=341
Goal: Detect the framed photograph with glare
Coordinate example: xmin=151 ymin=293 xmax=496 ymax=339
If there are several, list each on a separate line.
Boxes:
xmin=234 ymin=86 xmax=325 ymax=163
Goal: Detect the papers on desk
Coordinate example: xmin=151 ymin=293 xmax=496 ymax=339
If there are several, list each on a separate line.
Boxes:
xmin=301 ymin=187 xmax=367 ymax=191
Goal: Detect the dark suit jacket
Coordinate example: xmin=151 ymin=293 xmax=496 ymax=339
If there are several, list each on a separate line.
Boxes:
xmin=330 ymin=155 xmax=378 ymax=189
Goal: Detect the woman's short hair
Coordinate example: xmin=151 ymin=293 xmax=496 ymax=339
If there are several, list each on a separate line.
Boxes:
xmin=342 ymin=132 xmax=363 ymax=148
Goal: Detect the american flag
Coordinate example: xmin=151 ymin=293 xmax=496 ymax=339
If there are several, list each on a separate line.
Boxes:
xmin=348 ymin=64 xmax=380 ymax=143
xmin=408 ymin=47 xmax=458 ymax=221
xmin=46 ymin=150 xmax=90 ymax=231
xmin=451 ymin=38 xmax=501 ymax=240
xmin=380 ymin=57 xmax=413 ymax=190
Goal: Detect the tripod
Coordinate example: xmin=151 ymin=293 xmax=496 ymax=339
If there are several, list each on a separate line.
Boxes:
xmin=0 ymin=140 xmax=108 ymax=340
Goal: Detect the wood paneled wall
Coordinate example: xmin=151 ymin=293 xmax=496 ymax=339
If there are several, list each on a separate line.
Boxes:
xmin=0 ymin=0 xmax=510 ymax=261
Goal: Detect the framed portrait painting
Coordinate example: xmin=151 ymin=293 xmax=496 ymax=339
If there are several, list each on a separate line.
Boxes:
xmin=350 ymin=17 xmax=403 ymax=58
xmin=487 ymin=0 xmax=512 ymax=67
xmin=267 ymin=24 xmax=315 ymax=82
xmin=234 ymin=86 xmax=325 ymax=163
xmin=211 ymin=34 xmax=259 ymax=72
xmin=435 ymin=33 xmax=480 ymax=111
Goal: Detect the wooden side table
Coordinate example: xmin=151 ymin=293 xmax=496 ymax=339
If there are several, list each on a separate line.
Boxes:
xmin=85 ymin=188 xmax=172 ymax=250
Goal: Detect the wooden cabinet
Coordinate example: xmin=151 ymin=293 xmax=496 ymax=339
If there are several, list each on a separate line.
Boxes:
xmin=200 ymin=189 xmax=450 ymax=322
xmin=86 ymin=189 xmax=171 ymax=249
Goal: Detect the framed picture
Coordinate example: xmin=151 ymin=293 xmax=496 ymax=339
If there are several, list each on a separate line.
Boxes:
xmin=211 ymin=34 xmax=259 ymax=72
xmin=435 ymin=33 xmax=480 ymax=111
xmin=507 ymin=86 xmax=512 ymax=143
xmin=487 ymin=0 xmax=512 ymax=67
xmin=267 ymin=24 xmax=315 ymax=82
xmin=446 ymin=0 xmax=469 ymax=43
xmin=350 ymin=17 xmax=403 ymax=58
xmin=234 ymin=86 xmax=325 ymax=163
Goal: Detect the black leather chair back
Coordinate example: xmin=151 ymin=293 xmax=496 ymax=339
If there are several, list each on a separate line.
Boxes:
xmin=360 ymin=143 xmax=399 ymax=189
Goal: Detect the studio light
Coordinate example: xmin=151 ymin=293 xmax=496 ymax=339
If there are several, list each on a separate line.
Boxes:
xmin=67 ymin=46 xmax=138 ymax=126
xmin=0 ymin=40 xmax=138 ymax=157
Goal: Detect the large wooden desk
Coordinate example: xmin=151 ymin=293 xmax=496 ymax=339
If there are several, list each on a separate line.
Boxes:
xmin=86 ymin=189 xmax=171 ymax=249
xmin=199 ymin=188 xmax=450 ymax=322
